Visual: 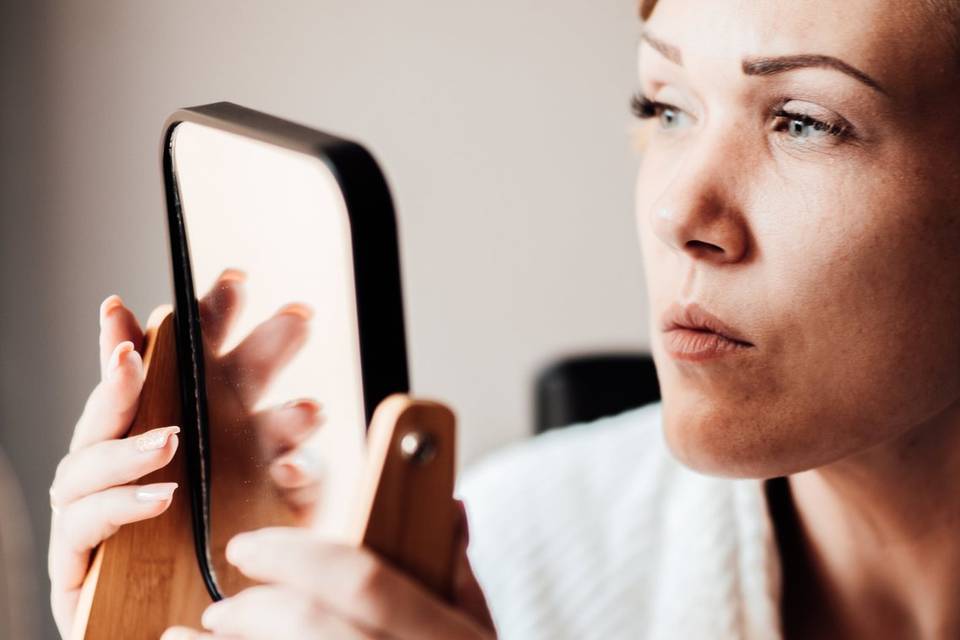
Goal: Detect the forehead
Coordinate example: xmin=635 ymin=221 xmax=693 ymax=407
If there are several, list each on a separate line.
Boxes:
xmin=643 ymin=0 xmax=950 ymax=97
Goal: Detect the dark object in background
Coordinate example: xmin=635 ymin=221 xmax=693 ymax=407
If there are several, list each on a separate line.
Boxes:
xmin=534 ymin=353 xmax=661 ymax=433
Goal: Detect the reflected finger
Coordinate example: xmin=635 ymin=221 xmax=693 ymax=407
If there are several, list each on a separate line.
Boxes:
xmin=199 ymin=269 xmax=247 ymax=354
xmin=268 ymin=450 xmax=322 ymax=491
xmin=252 ymin=398 xmax=324 ymax=457
xmin=221 ymin=303 xmax=312 ymax=405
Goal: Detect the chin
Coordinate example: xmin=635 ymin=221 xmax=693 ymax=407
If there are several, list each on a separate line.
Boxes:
xmin=658 ymin=385 xmax=824 ymax=479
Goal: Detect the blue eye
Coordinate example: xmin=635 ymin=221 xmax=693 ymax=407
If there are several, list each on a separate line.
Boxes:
xmin=786 ymin=118 xmax=816 ymax=138
xmin=630 ymin=93 xmax=690 ymax=131
xmin=659 ymin=106 xmax=682 ymax=129
xmin=774 ymin=110 xmax=849 ymax=140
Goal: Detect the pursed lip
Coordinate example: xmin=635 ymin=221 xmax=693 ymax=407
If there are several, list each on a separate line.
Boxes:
xmin=660 ymin=302 xmax=754 ymax=347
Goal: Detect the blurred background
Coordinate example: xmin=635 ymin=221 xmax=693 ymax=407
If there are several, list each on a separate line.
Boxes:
xmin=1 ymin=1 xmax=648 ymax=636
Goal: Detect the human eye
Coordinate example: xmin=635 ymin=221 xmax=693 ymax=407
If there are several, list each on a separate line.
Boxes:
xmin=630 ymin=92 xmax=693 ymax=131
xmin=770 ymin=101 xmax=855 ymax=145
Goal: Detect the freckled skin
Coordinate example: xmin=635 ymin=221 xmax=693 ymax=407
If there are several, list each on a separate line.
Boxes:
xmin=635 ymin=0 xmax=960 ymax=478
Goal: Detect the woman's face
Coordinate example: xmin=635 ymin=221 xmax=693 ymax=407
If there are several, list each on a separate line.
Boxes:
xmin=636 ymin=0 xmax=960 ymax=477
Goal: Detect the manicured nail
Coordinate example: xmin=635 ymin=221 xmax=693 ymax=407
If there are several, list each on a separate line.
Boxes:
xmin=283 ymin=398 xmax=323 ymax=413
xmin=219 ymin=268 xmax=247 ymax=283
xmin=135 ymin=426 xmax=180 ymax=452
xmin=278 ymin=302 xmax=314 ymax=321
xmin=201 ymin=600 xmax=227 ymax=629
xmin=107 ymin=341 xmax=136 ymax=379
xmin=271 ymin=453 xmax=309 ymax=487
xmin=99 ymin=294 xmax=124 ymax=326
xmin=136 ymin=482 xmax=177 ymax=502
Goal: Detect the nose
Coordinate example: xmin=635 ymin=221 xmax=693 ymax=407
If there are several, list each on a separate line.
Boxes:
xmin=649 ymin=150 xmax=751 ymax=265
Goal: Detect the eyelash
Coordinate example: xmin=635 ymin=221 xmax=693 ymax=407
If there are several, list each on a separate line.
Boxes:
xmin=630 ymin=93 xmax=666 ymax=120
xmin=770 ymin=109 xmax=850 ymax=139
xmin=629 ymin=92 xmax=853 ymax=140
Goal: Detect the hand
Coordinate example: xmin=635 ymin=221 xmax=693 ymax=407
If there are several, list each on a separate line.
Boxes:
xmin=162 ymin=504 xmax=495 ymax=640
xmin=198 ymin=269 xmax=326 ymax=522
xmin=48 ymin=271 xmax=323 ymax=638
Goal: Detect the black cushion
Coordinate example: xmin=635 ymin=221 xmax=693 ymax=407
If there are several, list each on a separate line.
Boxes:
xmin=534 ymin=353 xmax=661 ymax=433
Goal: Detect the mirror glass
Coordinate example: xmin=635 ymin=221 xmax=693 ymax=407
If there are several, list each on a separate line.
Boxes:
xmin=170 ymin=121 xmax=368 ymax=597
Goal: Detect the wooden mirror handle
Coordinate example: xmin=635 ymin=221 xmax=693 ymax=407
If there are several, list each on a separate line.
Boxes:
xmin=350 ymin=395 xmax=459 ymax=600
xmin=73 ymin=308 xmax=459 ymax=638
xmin=72 ymin=307 xmax=209 ymax=640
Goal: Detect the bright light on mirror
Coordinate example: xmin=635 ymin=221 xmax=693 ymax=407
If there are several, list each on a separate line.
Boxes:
xmin=171 ymin=121 xmax=368 ymax=597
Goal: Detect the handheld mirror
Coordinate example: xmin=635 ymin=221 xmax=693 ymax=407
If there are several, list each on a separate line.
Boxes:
xmin=162 ymin=102 xmax=409 ymax=600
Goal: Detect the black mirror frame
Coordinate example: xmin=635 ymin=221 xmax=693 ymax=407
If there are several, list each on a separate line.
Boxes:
xmin=160 ymin=102 xmax=410 ymax=601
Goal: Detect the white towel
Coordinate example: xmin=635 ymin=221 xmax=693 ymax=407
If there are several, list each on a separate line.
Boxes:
xmin=459 ymin=402 xmax=783 ymax=640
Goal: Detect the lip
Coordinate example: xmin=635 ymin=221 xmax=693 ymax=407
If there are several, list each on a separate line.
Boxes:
xmin=660 ymin=302 xmax=754 ymax=362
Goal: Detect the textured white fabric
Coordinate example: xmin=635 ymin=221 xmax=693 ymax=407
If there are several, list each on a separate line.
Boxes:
xmin=458 ymin=402 xmax=783 ymax=640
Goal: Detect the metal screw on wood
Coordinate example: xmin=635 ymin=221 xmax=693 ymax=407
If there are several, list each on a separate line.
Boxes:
xmin=399 ymin=430 xmax=437 ymax=465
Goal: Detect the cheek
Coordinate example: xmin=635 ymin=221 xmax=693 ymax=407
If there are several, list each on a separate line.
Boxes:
xmin=644 ymin=164 xmax=960 ymax=478
xmin=790 ymin=182 xmax=960 ymax=434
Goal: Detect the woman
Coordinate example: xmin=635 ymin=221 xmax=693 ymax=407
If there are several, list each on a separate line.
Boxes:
xmin=49 ymin=0 xmax=960 ymax=638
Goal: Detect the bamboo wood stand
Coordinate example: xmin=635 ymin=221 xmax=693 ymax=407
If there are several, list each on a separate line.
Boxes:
xmin=71 ymin=308 xmax=458 ymax=639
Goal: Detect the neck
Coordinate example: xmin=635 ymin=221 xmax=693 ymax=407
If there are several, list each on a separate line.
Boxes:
xmin=783 ymin=399 xmax=960 ymax=639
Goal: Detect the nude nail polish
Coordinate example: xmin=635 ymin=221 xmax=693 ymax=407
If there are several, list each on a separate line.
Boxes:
xmin=283 ymin=398 xmax=322 ymax=413
xmin=278 ymin=302 xmax=314 ymax=320
xmin=99 ymin=294 xmax=124 ymax=325
xmin=136 ymin=483 xmax=177 ymax=502
xmin=272 ymin=454 xmax=309 ymax=486
xmin=108 ymin=341 xmax=135 ymax=379
xmin=219 ymin=268 xmax=247 ymax=283
xmin=135 ymin=426 xmax=180 ymax=452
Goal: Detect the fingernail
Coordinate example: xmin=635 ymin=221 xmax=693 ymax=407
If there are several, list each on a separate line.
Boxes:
xmin=136 ymin=482 xmax=177 ymax=502
xmin=271 ymin=454 xmax=309 ymax=487
xmin=201 ymin=600 xmax=227 ymax=629
xmin=107 ymin=341 xmax=136 ymax=380
xmin=283 ymin=398 xmax=323 ymax=413
xmin=278 ymin=302 xmax=313 ymax=321
xmin=99 ymin=294 xmax=124 ymax=326
xmin=135 ymin=426 xmax=180 ymax=452
xmin=219 ymin=268 xmax=247 ymax=283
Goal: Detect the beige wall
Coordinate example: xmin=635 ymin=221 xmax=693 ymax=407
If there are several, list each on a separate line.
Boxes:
xmin=0 ymin=2 xmax=648 ymax=636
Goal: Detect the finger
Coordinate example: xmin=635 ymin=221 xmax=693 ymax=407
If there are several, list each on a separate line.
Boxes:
xmin=98 ymin=295 xmax=144 ymax=380
xmin=221 ymin=304 xmax=312 ymax=406
xmin=267 ymin=452 xmax=323 ymax=521
xmin=48 ymin=483 xmax=177 ymax=596
xmin=268 ymin=448 xmax=322 ymax=491
xmin=50 ymin=427 xmax=179 ymax=508
xmin=201 ymin=585 xmax=376 ymax=640
xmin=71 ymin=341 xmax=145 ymax=452
xmin=198 ymin=268 xmax=247 ymax=354
xmin=161 ymin=627 xmax=235 ymax=640
xmin=252 ymin=398 xmax=324 ymax=457
xmin=225 ymin=529 xmax=487 ymax=638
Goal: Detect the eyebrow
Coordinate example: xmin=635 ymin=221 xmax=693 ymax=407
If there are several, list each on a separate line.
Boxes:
xmin=742 ymin=55 xmax=887 ymax=94
xmin=640 ymin=30 xmax=887 ymax=95
xmin=640 ymin=31 xmax=682 ymax=65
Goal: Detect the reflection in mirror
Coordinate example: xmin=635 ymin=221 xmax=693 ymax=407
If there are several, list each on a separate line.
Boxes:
xmin=171 ymin=122 xmax=368 ymax=597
